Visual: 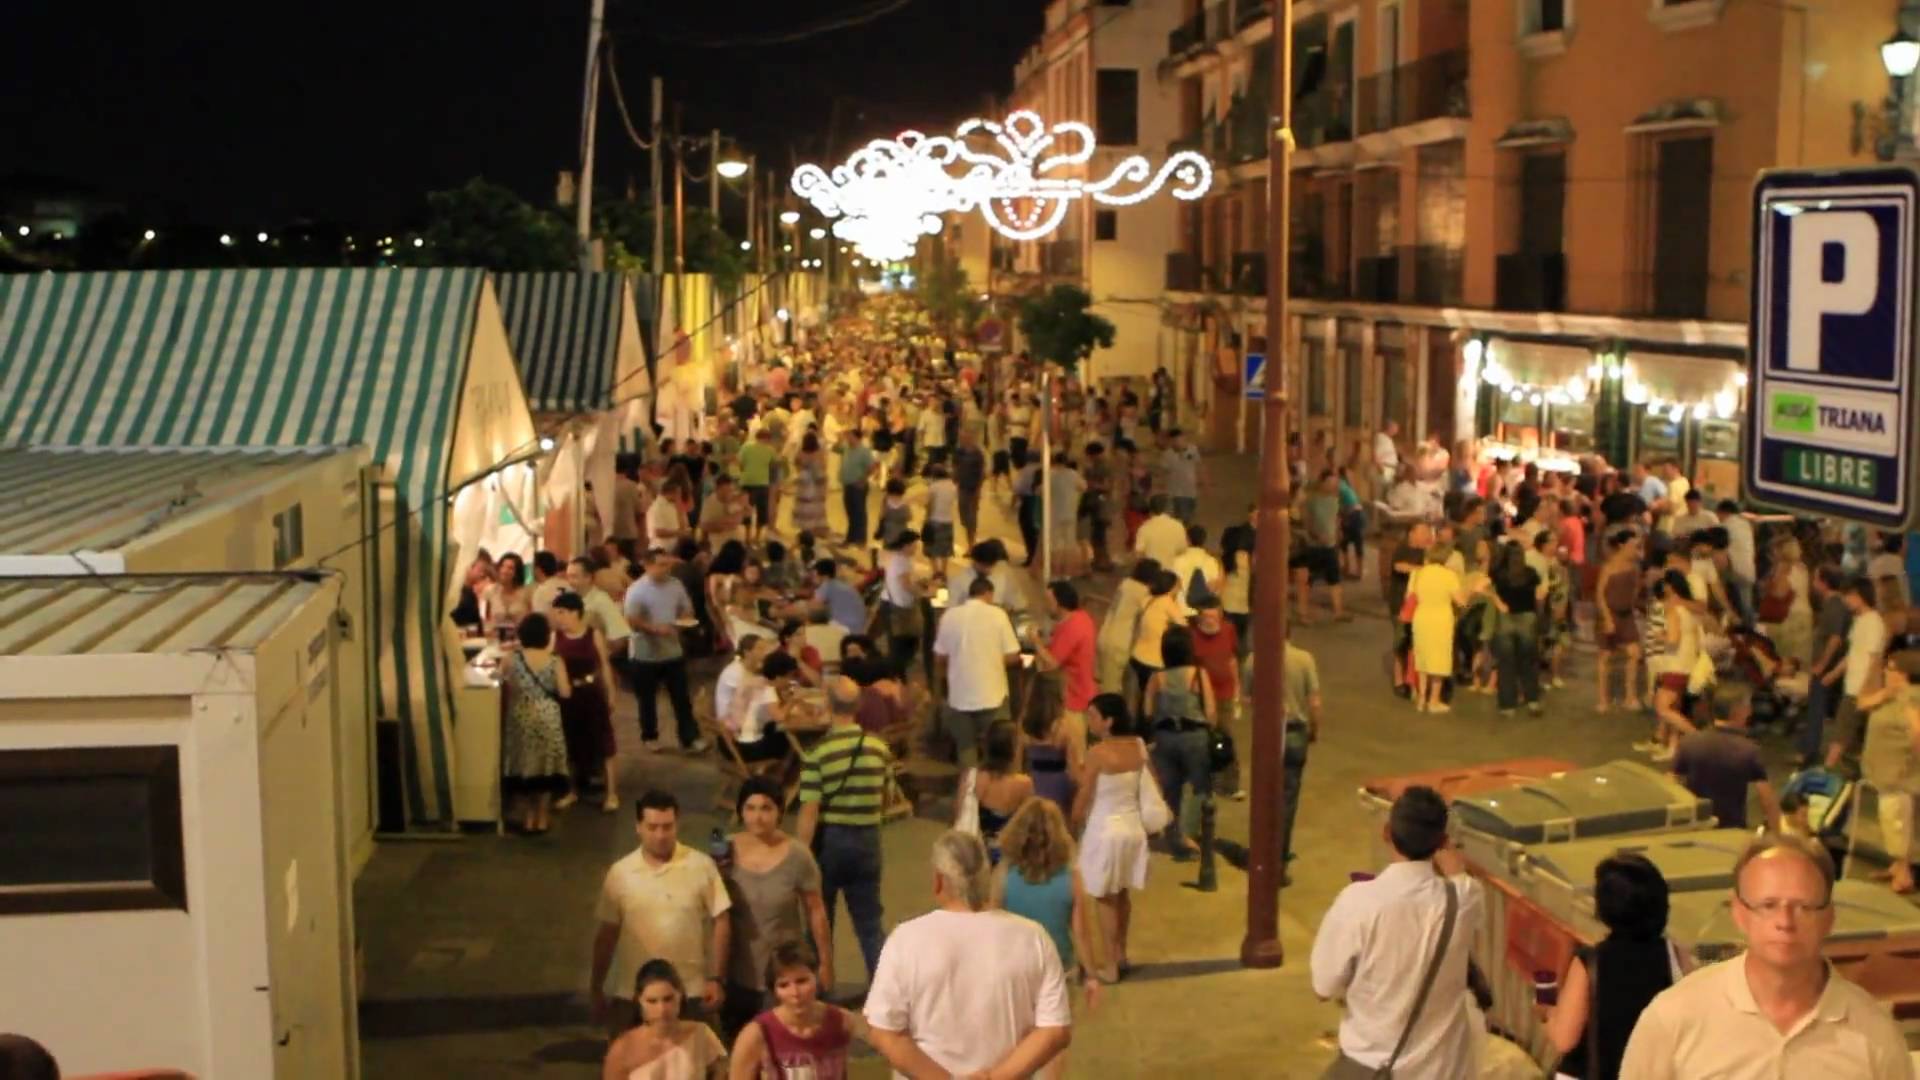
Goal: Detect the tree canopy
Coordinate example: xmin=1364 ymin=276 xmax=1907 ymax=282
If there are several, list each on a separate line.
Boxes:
xmin=1017 ymin=284 xmax=1115 ymax=370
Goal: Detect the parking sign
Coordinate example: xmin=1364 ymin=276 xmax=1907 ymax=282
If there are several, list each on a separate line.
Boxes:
xmin=1747 ymin=166 xmax=1920 ymax=528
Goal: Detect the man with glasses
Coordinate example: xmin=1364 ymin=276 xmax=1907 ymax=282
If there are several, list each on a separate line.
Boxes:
xmin=1619 ymin=834 xmax=1910 ymax=1077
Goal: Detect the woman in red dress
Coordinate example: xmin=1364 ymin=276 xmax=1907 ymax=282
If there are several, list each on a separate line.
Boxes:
xmin=549 ymin=593 xmax=619 ymax=812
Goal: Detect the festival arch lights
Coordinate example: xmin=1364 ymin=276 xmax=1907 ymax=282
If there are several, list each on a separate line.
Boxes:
xmin=790 ymin=109 xmax=1214 ymax=261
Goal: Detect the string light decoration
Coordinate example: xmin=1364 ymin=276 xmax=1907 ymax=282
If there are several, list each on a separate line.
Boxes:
xmin=789 ymin=109 xmax=1215 ymax=258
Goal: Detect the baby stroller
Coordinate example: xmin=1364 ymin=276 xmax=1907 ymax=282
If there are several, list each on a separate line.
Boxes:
xmin=1725 ymin=625 xmax=1801 ymax=730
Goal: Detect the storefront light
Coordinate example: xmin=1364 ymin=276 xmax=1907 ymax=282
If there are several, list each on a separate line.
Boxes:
xmin=1668 ymin=402 xmax=1686 ymax=422
xmin=1529 ymin=393 xmax=1544 ymax=407
xmin=1713 ymin=390 xmax=1737 ymax=419
xmin=1509 ymin=388 xmax=1524 ymax=402
xmin=1733 ymin=370 xmax=1749 ymax=388
xmin=1586 ymin=361 xmax=1603 ymax=381
xmin=1463 ymin=338 xmax=1485 ymax=369
xmin=1567 ymin=376 xmax=1589 ymax=400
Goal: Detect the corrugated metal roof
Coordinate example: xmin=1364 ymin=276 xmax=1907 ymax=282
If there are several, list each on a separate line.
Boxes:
xmin=0 ymin=446 xmax=350 ymax=556
xmin=495 ymin=272 xmax=627 ymax=414
xmin=0 ymin=574 xmax=322 ymax=656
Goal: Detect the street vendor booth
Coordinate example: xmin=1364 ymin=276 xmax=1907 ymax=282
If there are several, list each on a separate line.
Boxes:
xmin=0 ymin=446 xmax=379 ymax=874
xmin=0 ymin=268 xmax=538 ymax=830
xmin=0 ymin=574 xmax=358 ymax=1079
xmin=496 ymin=271 xmax=653 ymax=559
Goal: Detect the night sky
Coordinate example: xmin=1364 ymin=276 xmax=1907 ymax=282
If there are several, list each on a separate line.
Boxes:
xmin=1 ymin=0 xmax=1040 ymax=227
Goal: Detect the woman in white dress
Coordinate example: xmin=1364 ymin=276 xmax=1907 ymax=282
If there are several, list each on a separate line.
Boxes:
xmin=1071 ymin=692 xmax=1150 ymax=983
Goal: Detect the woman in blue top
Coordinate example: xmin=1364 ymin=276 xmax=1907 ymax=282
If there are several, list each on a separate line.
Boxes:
xmin=994 ymin=796 xmax=1101 ymax=1079
xmin=1336 ymin=465 xmax=1366 ymax=579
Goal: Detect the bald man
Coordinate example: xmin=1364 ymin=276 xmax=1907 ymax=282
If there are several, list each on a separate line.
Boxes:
xmin=1620 ymin=834 xmax=1909 ymax=1078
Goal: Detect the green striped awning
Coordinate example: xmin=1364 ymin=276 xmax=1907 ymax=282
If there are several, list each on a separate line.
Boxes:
xmin=495 ymin=271 xmax=626 ymax=414
xmin=0 ymin=268 xmax=489 ymax=825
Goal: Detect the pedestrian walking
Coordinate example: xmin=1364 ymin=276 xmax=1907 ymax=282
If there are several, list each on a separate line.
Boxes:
xmin=501 ymin=612 xmax=572 ymax=834
xmin=602 ymin=959 xmax=729 ymax=1080
xmin=794 ymin=677 xmax=893 ymax=986
xmin=1540 ymin=854 xmax=1684 ymax=1080
xmin=726 ymin=942 xmax=866 ymax=1080
xmin=623 ymin=549 xmax=706 ymax=753
xmin=1097 ymin=560 xmax=1158 ymax=695
xmin=1073 ymin=693 xmax=1153 ymax=983
xmin=951 ymin=428 xmax=988 ymax=548
xmin=993 ymin=798 xmax=1103 ymax=1080
xmin=1278 ymin=623 xmax=1321 ymax=876
xmin=1143 ymin=627 xmax=1214 ymax=861
xmin=838 ymin=429 xmax=875 ymax=547
xmin=590 ymin=791 xmax=732 ymax=1033
xmin=1310 ymin=786 xmax=1483 ymax=1078
xmin=864 ymin=831 xmax=1072 ymax=1080
xmin=720 ymin=778 xmax=833 ymax=1034
xmin=549 ymin=593 xmax=619 ymax=813
xmin=932 ymin=575 xmax=1022 ymax=768
xmin=955 ymin=720 xmax=1034 ymax=863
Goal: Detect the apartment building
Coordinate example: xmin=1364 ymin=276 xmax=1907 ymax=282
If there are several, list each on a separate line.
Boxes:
xmin=990 ymin=0 xmax=1188 ymax=380
xmin=1165 ymin=0 xmax=1895 ymax=500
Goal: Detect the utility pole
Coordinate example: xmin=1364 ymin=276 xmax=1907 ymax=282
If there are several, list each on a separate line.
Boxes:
xmin=710 ymin=128 xmax=722 ymax=220
xmin=575 ymin=0 xmax=606 ymax=273
xmin=673 ymin=105 xmax=687 ymax=341
xmin=1242 ymin=0 xmax=1294 ymax=971
xmin=650 ymin=78 xmax=665 ymax=276
xmin=746 ymin=153 xmax=758 ymax=272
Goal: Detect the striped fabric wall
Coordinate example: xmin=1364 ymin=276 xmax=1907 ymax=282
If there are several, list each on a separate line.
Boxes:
xmin=494 ymin=271 xmax=624 ymax=414
xmin=0 ymin=268 xmax=482 ymax=823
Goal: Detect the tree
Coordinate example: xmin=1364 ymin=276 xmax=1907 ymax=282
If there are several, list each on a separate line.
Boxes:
xmin=1017 ymin=284 xmax=1115 ymax=371
xmin=409 ymin=178 xmax=575 ymax=271
xmin=916 ymin=237 xmax=984 ymax=334
xmin=596 ymin=202 xmax=749 ymax=296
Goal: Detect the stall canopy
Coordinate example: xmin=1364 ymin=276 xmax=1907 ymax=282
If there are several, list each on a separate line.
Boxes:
xmin=0 ymin=268 xmax=536 ymax=824
xmin=496 ymin=272 xmax=650 ymax=548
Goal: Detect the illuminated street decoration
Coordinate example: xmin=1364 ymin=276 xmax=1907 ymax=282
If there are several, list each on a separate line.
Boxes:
xmin=790 ymin=110 xmax=1215 ymax=258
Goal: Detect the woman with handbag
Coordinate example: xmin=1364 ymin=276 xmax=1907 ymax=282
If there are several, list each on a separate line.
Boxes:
xmin=878 ymin=529 xmax=927 ymax=681
xmin=1142 ymin=628 xmax=1216 ymax=861
xmin=1072 ymin=693 xmax=1161 ymax=983
xmin=501 ymin=613 xmax=573 ymax=835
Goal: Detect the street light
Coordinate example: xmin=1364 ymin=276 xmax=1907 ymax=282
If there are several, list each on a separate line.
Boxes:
xmin=716 ymin=159 xmax=750 ymax=180
xmin=1885 ymin=28 xmax=1920 ymax=78
xmin=219 ymin=234 xmax=234 ymax=246
xmin=142 ymin=229 xmax=156 ymax=241
xmin=15 ymin=225 xmax=26 ymax=237
xmin=779 ymin=210 xmax=801 ymax=225
xmin=809 ymin=227 xmax=826 ymax=240
xmin=256 ymin=231 xmax=269 ymax=243
xmin=740 ymin=240 xmax=752 ymax=251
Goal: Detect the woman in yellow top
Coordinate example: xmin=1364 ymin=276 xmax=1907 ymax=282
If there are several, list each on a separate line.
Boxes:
xmin=1096 ymin=560 xmax=1159 ymax=694
xmin=1408 ymin=543 xmax=1475 ymax=714
xmin=1128 ymin=569 xmax=1187 ymax=716
xmin=1855 ymin=650 xmax=1920 ymax=894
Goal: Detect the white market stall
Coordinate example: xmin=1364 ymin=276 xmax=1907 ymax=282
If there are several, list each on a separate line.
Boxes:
xmin=0 ymin=268 xmax=538 ymax=829
xmin=0 ymin=574 xmax=357 ymax=1079
xmin=495 ymin=271 xmax=652 ymax=559
xmin=0 ymin=445 xmax=380 ymax=874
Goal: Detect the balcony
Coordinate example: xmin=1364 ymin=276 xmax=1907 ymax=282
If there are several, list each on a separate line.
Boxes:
xmin=1406 ymin=245 xmax=1464 ymax=306
xmin=1166 ymin=251 xmax=1202 ymax=292
xmin=1495 ymin=252 xmax=1567 ymax=312
xmin=1167 ymin=12 xmax=1206 ymax=58
xmin=1168 ymin=132 xmax=1203 ymax=157
xmin=1230 ymin=252 xmax=1266 ymax=296
xmin=1235 ymin=0 xmax=1271 ymax=32
xmin=1294 ymin=86 xmax=1355 ymax=151
xmin=1357 ymin=48 xmax=1470 ymax=138
xmin=1355 ymin=255 xmax=1399 ymax=302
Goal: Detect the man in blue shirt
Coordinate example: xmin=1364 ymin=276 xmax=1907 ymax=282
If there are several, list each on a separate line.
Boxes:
xmin=1633 ymin=460 xmax=1668 ymax=515
xmin=840 ymin=429 xmax=877 ymax=546
xmin=622 ymin=549 xmax=704 ymax=752
xmin=813 ymin=558 xmax=869 ymax=634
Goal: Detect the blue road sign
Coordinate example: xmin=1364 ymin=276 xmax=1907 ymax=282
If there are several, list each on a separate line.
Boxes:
xmin=1747 ymin=166 xmax=1920 ymax=529
xmin=1245 ymin=352 xmax=1266 ymax=401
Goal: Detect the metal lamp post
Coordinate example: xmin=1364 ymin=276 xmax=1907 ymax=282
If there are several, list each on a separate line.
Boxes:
xmin=1242 ymin=0 xmax=1294 ymax=971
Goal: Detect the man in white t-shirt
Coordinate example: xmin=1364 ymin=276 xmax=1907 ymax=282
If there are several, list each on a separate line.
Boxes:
xmin=1828 ymin=578 xmax=1888 ymax=769
xmin=1372 ymin=420 xmax=1401 ymax=490
xmin=866 ymin=830 xmax=1074 ymax=1079
xmin=932 ymin=576 xmax=1022 ymax=768
xmin=714 ymin=635 xmax=771 ymax=731
xmin=1169 ymin=524 xmax=1224 ymax=616
xmin=1132 ymin=494 xmax=1188 ymax=567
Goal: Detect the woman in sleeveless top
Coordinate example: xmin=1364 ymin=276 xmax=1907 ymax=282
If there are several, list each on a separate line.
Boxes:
xmin=727 ymin=941 xmax=865 ymax=1080
xmin=1543 ymin=854 xmax=1685 ymax=1080
xmin=1023 ymin=707 xmax=1075 ymax=816
xmin=550 ymin=594 xmax=618 ymax=813
xmin=502 ymin=613 xmax=572 ymax=835
xmin=1595 ymin=530 xmax=1645 ymax=713
xmin=1648 ymin=570 xmax=1703 ymax=762
xmin=791 ymin=434 xmax=829 ymax=539
xmin=603 ymin=960 xmax=727 ymax=1080
xmin=1143 ymin=627 xmax=1215 ymax=860
xmin=1072 ymin=693 xmax=1151 ymax=983
xmin=956 ymin=721 xmax=1033 ymax=864
xmin=993 ymin=797 xmax=1102 ymax=1079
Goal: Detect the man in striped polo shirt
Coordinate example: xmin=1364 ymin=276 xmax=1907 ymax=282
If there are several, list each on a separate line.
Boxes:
xmin=796 ymin=676 xmax=894 ymax=985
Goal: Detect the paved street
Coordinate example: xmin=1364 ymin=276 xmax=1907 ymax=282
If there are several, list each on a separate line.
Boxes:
xmin=356 ymin=451 xmax=1795 ymax=1078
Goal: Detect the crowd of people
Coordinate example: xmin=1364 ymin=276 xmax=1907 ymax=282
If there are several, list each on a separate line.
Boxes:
xmin=442 ymin=292 xmax=1920 ymax=1080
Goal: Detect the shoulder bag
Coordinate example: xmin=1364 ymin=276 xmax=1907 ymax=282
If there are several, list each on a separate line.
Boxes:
xmin=955 ymin=767 xmax=982 ymax=837
xmin=1137 ymin=745 xmax=1174 ymax=834
xmin=1322 ymin=875 xmax=1459 ymax=1080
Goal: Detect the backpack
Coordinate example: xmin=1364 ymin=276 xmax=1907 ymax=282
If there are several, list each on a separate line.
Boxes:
xmin=1186 ymin=565 xmax=1211 ymax=608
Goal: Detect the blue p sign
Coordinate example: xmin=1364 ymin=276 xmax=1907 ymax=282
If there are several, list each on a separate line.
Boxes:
xmin=1768 ymin=196 xmax=1905 ymax=385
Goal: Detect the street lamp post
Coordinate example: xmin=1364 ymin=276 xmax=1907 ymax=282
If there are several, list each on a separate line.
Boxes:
xmin=1882 ymin=26 xmax=1920 ymax=161
xmin=1243 ymin=0 xmax=1294 ymax=971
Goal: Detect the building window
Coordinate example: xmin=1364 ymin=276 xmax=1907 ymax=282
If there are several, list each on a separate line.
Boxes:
xmin=273 ymin=503 xmax=305 ymax=568
xmin=1497 ymin=151 xmax=1568 ymax=311
xmin=0 ymin=745 xmax=187 ymax=915
xmin=1649 ymin=135 xmax=1713 ymax=318
xmin=1518 ymin=0 xmax=1571 ymax=56
xmin=1094 ymin=211 xmax=1118 ymax=242
xmin=1096 ymin=69 xmax=1140 ymax=146
xmin=1381 ymin=347 xmax=1408 ymax=432
xmin=1649 ymin=0 xmax=1725 ymax=32
xmin=1307 ymin=339 xmax=1330 ymax=417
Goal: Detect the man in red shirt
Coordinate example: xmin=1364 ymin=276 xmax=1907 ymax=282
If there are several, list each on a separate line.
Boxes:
xmin=1037 ymin=580 xmax=1097 ymax=759
xmin=1189 ymin=595 xmax=1242 ymax=798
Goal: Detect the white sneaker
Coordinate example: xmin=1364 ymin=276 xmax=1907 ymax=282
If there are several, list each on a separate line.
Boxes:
xmin=685 ymin=737 xmax=712 ymax=754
